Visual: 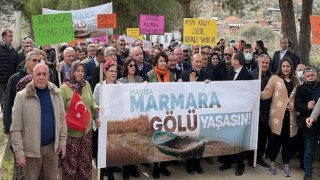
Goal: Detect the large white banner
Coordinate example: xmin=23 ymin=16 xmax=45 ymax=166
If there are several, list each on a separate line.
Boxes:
xmin=42 ymin=3 xmax=112 ymax=38
xmin=98 ymin=80 xmax=261 ymax=168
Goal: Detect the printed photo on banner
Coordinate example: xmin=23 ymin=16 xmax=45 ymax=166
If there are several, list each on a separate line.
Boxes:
xmin=42 ymin=3 xmax=112 ymax=39
xmin=97 ymin=80 xmax=261 ymax=168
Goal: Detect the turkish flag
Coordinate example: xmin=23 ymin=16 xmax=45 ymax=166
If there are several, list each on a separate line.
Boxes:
xmin=65 ymin=92 xmax=90 ymax=133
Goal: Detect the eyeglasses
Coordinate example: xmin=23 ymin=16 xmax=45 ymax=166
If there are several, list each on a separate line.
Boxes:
xmin=224 ymin=53 xmax=232 ymax=57
xmin=212 ymin=58 xmax=219 ymax=60
xmin=108 ymin=70 xmax=117 ymax=73
xmin=118 ymin=43 xmax=125 ymax=46
xmin=128 ymin=64 xmax=136 ymax=68
xmin=303 ymin=67 xmax=316 ymax=73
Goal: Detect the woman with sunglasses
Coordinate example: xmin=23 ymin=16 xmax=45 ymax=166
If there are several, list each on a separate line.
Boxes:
xmin=146 ymin=51 xmax=174 ymax=179
xmin=260 ymin=57 xmax=300 ymax=177
xmin=117 ymin=58 xmax=144 ymax=84
xmin=116 ymin=58 xmax=143 ymax=179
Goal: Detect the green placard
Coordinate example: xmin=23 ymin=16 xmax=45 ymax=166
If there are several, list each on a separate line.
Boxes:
xmin=32 ymin=13 xmax=75 ymax=46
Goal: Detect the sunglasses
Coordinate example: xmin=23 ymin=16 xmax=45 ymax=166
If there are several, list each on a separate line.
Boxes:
xmin=119 ymin=43 xmax=125 ymax=46
xmin=128 ymin=64 xmax=136 ymax=68
xmin=303 ymin=67 xmax=316 ymax=73
xmin=224 ymin=53 xmax=232 ymax=57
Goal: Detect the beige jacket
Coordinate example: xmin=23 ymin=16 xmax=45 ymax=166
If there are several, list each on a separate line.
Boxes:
xmin=10 ymin=81 xmax=67 ymax=158
xmin=260 ymin=75 xmax=298 ymax=137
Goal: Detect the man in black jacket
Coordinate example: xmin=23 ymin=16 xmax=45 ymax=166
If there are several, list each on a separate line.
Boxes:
xmin=0 ymin=29 xmax=18 ymax=111
xmin=179 ymin=53 xmax=210 ymax=175
xmin=294 ymin=66 xmax=319 ymax=180
xmin=249 ymin=54 xmax=272 ymax=168
xmin=212 ymin=47 xmax=235 ymax=81
xmin=219 ymin=51 xmax=253 ymax=176
xmin=270 ymin=37 xmax=300 ymax=73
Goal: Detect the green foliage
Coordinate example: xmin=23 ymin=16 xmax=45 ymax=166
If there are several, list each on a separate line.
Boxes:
xmin=20 ymin=0 xmax=182 ymax=35
xmin=240 ymin=23 xmax=279 ymax=42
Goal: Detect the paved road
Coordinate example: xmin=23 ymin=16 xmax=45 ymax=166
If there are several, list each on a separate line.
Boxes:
xmin=97 ymin=157 xmax=320 ymax=180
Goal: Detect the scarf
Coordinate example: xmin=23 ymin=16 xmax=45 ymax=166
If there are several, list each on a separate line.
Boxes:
xmin=154 ymin=66 xmax=170 ymax=82
xmin=65 ymin=61 xmax=86 ymax=94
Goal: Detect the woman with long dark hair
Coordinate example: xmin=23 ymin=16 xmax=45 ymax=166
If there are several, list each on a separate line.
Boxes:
xmin=260 ymin=57 xmax=300 ymax=177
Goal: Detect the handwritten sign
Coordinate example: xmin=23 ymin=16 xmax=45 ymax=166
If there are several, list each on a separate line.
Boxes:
xmin=310 ymin=15 xmax=320 ymax=45
xmin=97 ymin=13 xmax=117 ymax=29
xmin=127 ymin=28 xmax=143 ymax=40
xmin=139 ymin=14 xmax=164 ymax=35
xmin=183 ymin=18 xmax=217 ymax=46
xmin=33 ymin=13 xmax=74 ymax=46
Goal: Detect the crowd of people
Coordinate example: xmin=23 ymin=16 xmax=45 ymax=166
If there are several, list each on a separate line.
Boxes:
xmin=0 ymin=28 xmax=319 ymax=180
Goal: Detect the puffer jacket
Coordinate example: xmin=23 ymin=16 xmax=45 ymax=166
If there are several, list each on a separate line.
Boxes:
xmin=0 ymin=41 xmax=18 ymax=84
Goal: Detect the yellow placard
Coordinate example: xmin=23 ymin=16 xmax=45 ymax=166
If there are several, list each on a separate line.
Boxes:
xmin=127 ymin=28 xmax=143 ymax=40
xmin=183 ymin=18 xmax=217 ymax=45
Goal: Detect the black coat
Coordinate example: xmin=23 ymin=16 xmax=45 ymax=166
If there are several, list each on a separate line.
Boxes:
xmin=251 ymin=68 xmax=272 ymax=123
xmin=0 ymin=42 xmax=18 ymax=84
xmin=212 ymin=60 xmax=231 ymax=81
xmin=176 ymin=62 xmax=191 ymax=72
xmin=84 ymin=58 xmax=96 ymax=84
xmin=227 ymin=66 xmax=253 ymax=81
xmin=270 ymin=50 xmax=300 ymax=73
xmin=169 ymin=68 xmax=182 ymax=82
xmin=3 ymin=68 xmax=27 ymax=134
xmin=294 ymin=82 xmax=320 ymax=138
xmin=136 ymin=61 xmax=152 ymax=81
xmin=180 ymin=68 xmax=210 ymax=82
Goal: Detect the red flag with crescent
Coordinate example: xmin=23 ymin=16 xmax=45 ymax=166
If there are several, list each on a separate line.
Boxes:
xmin=65 ymin=92 xmax=90 ymax=133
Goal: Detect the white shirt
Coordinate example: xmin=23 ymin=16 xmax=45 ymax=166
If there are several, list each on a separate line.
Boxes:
xmin=94 ymin=57 xmax=99 ymax=67
xmin=280 ymin=49 xmax=288 ymax=60
xmin=233 ymin=66 xmax=242 ymax=80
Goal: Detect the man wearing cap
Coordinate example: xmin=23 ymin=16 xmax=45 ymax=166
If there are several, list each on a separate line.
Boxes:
xmin=295 ymin=67 xmax=319 ymax=180
xmin=180 ymin=44 xmax=192 ymax=63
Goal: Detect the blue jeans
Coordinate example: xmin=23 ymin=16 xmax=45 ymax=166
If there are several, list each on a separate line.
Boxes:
xmin=304 ymin=137 xmax=318 ymax=176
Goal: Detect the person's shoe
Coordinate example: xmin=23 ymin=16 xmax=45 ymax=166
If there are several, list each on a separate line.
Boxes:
xmin=205 ymin=157 xmax=215 ymax=164
xmin=112 ymin=166 xmax=122 ymax=173
xmin=160 ymin=165 xmax=171 ymax=176
xmin=194 ymin=165 xmax=204 ymax=174
xmin=235 ymin=164 xmax=245 ymax=176
xmin=141 ymin=163 xmax=151 ymax=167
xmin=247 ymin=161 xmax=253 ymax=167
xmin=257 ymin=158 xmax=270 ymax=168
xmin=281 ymin=164 xmax=290 ymax=177
xmin=129 ymin=165 xmax=140 ymax=177
xmin=300 ymin=162 xmax=305 ymax=170
xmin=153 ymin=167 xmax=160 ymax=179
xmin=122 ymin=166 xmax=130 ymax=180
xmin=186 ymin=166 xmax=195 ymax=175
xmin=303 ymin=174 xmax=312 ymax=180
xmin=269 ymin=161 xmax=276 ymax=175
xmin=219 ymin=163 xmax=231 ymax=171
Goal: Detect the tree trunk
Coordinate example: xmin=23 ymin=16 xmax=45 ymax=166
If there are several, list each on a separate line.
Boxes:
xmin=298 ymin=0 xmax=313 ymax=65
xmin=279 ymin=0 xmax=298 ymax=54
xmin=180 ymin=1 xmax=191 ymax=18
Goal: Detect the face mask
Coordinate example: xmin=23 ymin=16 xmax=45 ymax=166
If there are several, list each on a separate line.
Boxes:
xmin=296 ymin=71 xmax=303 ymax=79
xmin=245 ymin=53 xmax=253 ymax=61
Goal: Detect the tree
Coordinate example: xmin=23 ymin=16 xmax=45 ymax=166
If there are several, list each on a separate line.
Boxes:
xmin=176 ymin=0 xmax=192 ymax=18
xmin=279 ymin=0 xmax=314 ymax=65
xmin=298 ymin=0 xmax=313 ymax=65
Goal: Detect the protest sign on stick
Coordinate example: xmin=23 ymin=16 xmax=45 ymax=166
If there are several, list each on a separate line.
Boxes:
xmin=32 ymin=13 xmax=74 ymax=46
xmin=183 ymin=18 xmax=217 ymax=46
xmin=97 ymin=13 xmax=117 ymax=29
xmin=127 ymin=28 xmax=143 ymax=40
xmin=139 ymin=14 xmax=164 ymax=35
xmin=310 ymin=15 xmax=320 ymax=45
